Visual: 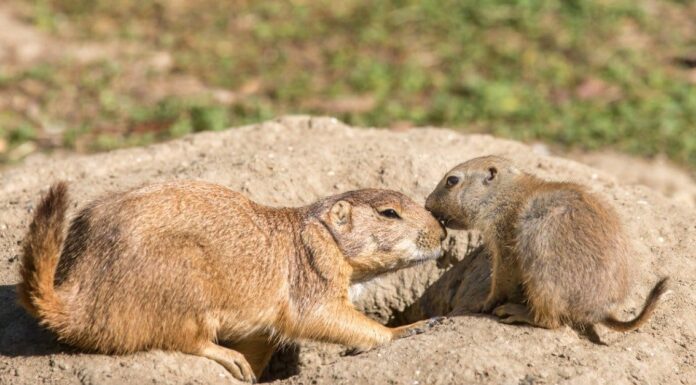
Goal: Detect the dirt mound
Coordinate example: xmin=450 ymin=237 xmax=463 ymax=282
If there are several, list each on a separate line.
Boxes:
xmin=0 ymin=116 xmax=694 ymax=384
xmin=571 ymin=151 xmax=696 ymax=209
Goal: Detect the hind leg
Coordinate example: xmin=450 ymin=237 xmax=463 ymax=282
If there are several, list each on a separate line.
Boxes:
xmin=196 ymin=341 xmax=256 ymax=382
xmin=231 ymin=335 xmax=276 ymax=379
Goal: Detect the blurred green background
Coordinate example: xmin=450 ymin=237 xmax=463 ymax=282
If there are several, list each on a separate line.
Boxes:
xmin=0 ymin=0 xmax=694 ymax=168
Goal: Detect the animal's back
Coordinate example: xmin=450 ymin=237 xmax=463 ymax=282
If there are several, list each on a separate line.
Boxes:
xmin=515 ymin=182 xmax=630 ymax=324
xmin=52 ymin=180 xmax=287 ymax=352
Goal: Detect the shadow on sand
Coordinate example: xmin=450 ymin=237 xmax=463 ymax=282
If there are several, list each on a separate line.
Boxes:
xmin=390 ymin=245 xmax=492 ymax=325
xmin=0 ymin=284 xmax=64 ymax=357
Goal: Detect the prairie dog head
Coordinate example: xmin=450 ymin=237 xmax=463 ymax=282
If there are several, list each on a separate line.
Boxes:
xmin=426 ymin=155 xmax=521 ymax=229
xmin=320 ymin=189 xmax=445 ymax=282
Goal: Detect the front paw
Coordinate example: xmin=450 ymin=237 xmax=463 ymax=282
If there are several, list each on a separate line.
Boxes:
xmin=474 ymin=296 xmax=506 ymax=314
xmin=491 ymin=302 xmax=536 ymax=326
xmin=493 ymin=303 xmax=522 ymax=317
xmin=426 ymin=316 xmax=445 ymax=327
xmin=394 ymin=317 xmax=444 ymax=339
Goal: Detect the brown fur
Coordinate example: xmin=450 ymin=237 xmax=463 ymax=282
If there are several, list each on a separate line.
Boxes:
xmin=426 ymin=155 xmax=668 ymax=335
xmin=18 ymin=180 xmax=445 ymax=382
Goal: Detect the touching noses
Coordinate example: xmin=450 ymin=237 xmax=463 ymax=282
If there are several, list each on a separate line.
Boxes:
xmin=424 ymin=194 xmax=446 ymax=242
xmin=438 ymin=220 xmax=447 ymax=241
xmin=424 ymin=195 xmax=435 ymax=212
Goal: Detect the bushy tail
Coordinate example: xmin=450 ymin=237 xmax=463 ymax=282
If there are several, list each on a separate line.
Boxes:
xmin=16 ymin=182 xmax=69 ymax=329
xmin=602 ymin=277 xmax=669 ymax=332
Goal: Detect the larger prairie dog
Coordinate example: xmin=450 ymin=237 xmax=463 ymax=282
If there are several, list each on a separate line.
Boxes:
xmin=425 ymin=156 xmax=667 ymax=334
xmin=18 ymin=180 xmax=445 ymax=382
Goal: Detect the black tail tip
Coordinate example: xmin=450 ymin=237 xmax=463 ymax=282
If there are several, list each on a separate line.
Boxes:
xmin=652 ymin=277 xmax=670 ymax=298
xmin=49 ymin=181 xmax=69 ymax=197
xmin=45 ymin=181 xmax=69 ymax=201
xmin=36 ymin=182 xmax=69 ymax=217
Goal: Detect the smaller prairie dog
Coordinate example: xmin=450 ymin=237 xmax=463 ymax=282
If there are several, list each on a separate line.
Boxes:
xmin=425 ymin=156 xmax=668 ymax=333
xmin=18 ymin=181 xmax=445 ymax=382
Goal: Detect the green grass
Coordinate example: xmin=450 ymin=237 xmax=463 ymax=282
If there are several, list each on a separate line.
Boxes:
xmin=2 ymin=0 xmax=695 ymax=168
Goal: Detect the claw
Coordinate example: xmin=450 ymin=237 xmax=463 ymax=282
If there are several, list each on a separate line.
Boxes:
xmin=426 ymin=316 xmax=445 ymax=328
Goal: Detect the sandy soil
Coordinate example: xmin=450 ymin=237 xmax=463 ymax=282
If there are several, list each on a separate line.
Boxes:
xmin=0 ymin=116 xmax=694 ymax=385
xmin=570 ymin=151 xmax=696 ymax=209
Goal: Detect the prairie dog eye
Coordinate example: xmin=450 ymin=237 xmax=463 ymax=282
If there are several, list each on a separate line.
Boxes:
xmin=446 ymin=176 xmax=460 ymax=187
xmin=379 ymin=209 xmax=401 ymax=219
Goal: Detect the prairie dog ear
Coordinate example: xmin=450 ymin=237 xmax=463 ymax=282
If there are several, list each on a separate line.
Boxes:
xmin=483 ymin=166 xmax=497 ymax=185
xmin=487 ymin=167 xmax=497 ymax=181
xmin=329 ymin=200 xmax=352 ymax=230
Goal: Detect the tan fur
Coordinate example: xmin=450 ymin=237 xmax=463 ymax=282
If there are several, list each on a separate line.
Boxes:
xmin=17 ymin=182 xmax=69 ymax=324
xmin=426 ymin=156 xmax=668 ymax=334
xmin=18 ymin=180 xmax=444 ymax=382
